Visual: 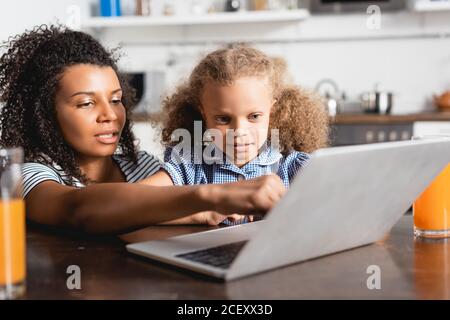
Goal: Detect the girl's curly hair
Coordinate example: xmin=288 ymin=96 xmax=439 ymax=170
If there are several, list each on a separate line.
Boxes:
xmin=0 ymin=25 xmax=138 ymax=185
xmin=158 ymin=45 xmax=330 ymax=154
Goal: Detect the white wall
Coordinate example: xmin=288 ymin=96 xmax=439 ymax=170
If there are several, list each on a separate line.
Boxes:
xmin=1 ymin=1 xmax=450 ymax=157
xmin=96 ymin=9 xmax=450 ymax=116
xmin=0 ymin=0 xmax=91 ymax=42
xmin=98 ymin=8 xmax=450 ymax=155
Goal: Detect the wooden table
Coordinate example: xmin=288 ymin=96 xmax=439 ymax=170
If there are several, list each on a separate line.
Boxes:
xmin=22 ymin=215 xmax=450 ymax=299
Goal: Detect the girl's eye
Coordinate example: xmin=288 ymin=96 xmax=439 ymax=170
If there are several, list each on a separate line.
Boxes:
xmin=249 ymin=113 xmax=262 ymax=121
xmin=215 ymin=116 xmax=230 ymax=124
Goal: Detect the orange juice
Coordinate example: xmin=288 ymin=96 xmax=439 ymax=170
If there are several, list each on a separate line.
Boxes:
xmin=0 ymin=199 xmax=26 ymax=286
xmin=413 ymin=164 xmax=450 ymax=237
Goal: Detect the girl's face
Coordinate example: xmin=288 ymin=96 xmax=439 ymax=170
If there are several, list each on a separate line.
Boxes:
xmin=200 ymin=76 xmax=275 ymax=167
xmin=54 ymin=64 xmax=126 ymax=160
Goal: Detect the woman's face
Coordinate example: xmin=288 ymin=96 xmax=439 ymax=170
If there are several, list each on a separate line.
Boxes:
xmin=54 ymin=64 xmax=126 ymax=159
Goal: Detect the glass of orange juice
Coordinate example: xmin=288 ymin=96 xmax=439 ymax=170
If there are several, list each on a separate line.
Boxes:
xmin=413 ymin=135 xmax=450 ymax=238
xmin=0 ymin=148 xmax=25 ymax=299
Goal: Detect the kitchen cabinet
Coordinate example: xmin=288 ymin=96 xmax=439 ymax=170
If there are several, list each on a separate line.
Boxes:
xmin=410 ymin=0 xmax=450 ymax=12
xmin=413 ymin=121 xmax=450 ymax=136
xmin=331 ymin=113 xmax=450 ymax=146
xmin=332 ymin=123 xmax=413 ymax=146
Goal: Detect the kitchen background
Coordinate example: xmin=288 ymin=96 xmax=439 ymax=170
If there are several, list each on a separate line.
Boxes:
xmin=1 ymin=0 xmax=449 ymax=158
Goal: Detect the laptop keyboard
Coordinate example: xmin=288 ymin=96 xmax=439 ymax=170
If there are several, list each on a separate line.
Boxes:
xmin=175 ymin=240 xmax=248 ymax=269
xmin=220 ymin=214 xmax=263 ymax=226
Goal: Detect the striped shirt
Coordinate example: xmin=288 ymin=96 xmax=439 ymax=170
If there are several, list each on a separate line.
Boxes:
xmin=22 ymin=151 xmax=161 ymax=198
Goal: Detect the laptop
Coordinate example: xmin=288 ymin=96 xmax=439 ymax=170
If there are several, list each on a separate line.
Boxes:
xmin=127 ymin=139 xmax=450 ymax=281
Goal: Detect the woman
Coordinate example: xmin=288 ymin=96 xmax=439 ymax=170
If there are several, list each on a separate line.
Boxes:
xmin=0 ymin=25 xmax=285 ymax=234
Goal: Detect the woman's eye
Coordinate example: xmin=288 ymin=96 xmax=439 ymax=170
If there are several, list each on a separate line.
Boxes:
xmin=112 ymin=98 xmax=123 ymax=105
xmin=77 ymin=101 xmax=94 ymax=108
xmin=215 ymin=116 xmax=230 ymax=124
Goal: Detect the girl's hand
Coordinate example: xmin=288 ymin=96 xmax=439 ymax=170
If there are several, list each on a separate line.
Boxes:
xmin=201 ymin=174 xmax=286 ymax=216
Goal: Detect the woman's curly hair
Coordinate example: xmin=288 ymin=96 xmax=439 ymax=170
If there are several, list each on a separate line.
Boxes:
xmin=0 ymin=24 xmax=138 ymax=185
xmin=158 ymin=45 xmax=330 ymax=154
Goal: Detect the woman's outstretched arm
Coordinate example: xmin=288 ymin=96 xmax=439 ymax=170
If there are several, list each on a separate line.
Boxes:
xmin=137 ymin=170 xmax=250 ymax=225
xmin=25 ymin=174 xmax=285 ymax=234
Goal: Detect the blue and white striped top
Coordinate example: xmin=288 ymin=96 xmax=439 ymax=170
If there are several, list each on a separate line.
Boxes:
xmin=22 ymin=151 xmax=161 ymax=198
xmin=163 ymin=145 xmax=310 ymax=225
xmin=163 ymin=146 xmax=310 ymax=188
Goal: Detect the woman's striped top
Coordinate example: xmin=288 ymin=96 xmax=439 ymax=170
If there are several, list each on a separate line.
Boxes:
xmin=21 ymin=151 xmax=161 ymax=198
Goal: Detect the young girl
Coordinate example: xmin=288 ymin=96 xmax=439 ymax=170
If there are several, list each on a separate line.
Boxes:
xmin=141 ymin=45 xmax=330 ymax=224
xmin=0 ymin=26 xmax=286 ymax=234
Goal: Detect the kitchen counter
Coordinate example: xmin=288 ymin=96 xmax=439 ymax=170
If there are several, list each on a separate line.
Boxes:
xmin=131 ymin=112 xmax=450 ymax=124
xmin=132 ymin=112 xmax=450 ymax=125
xmin=21 ymin=214 xmax=450 ymax=299
xmin=333 ymin=112 xmax=450 ymax=124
